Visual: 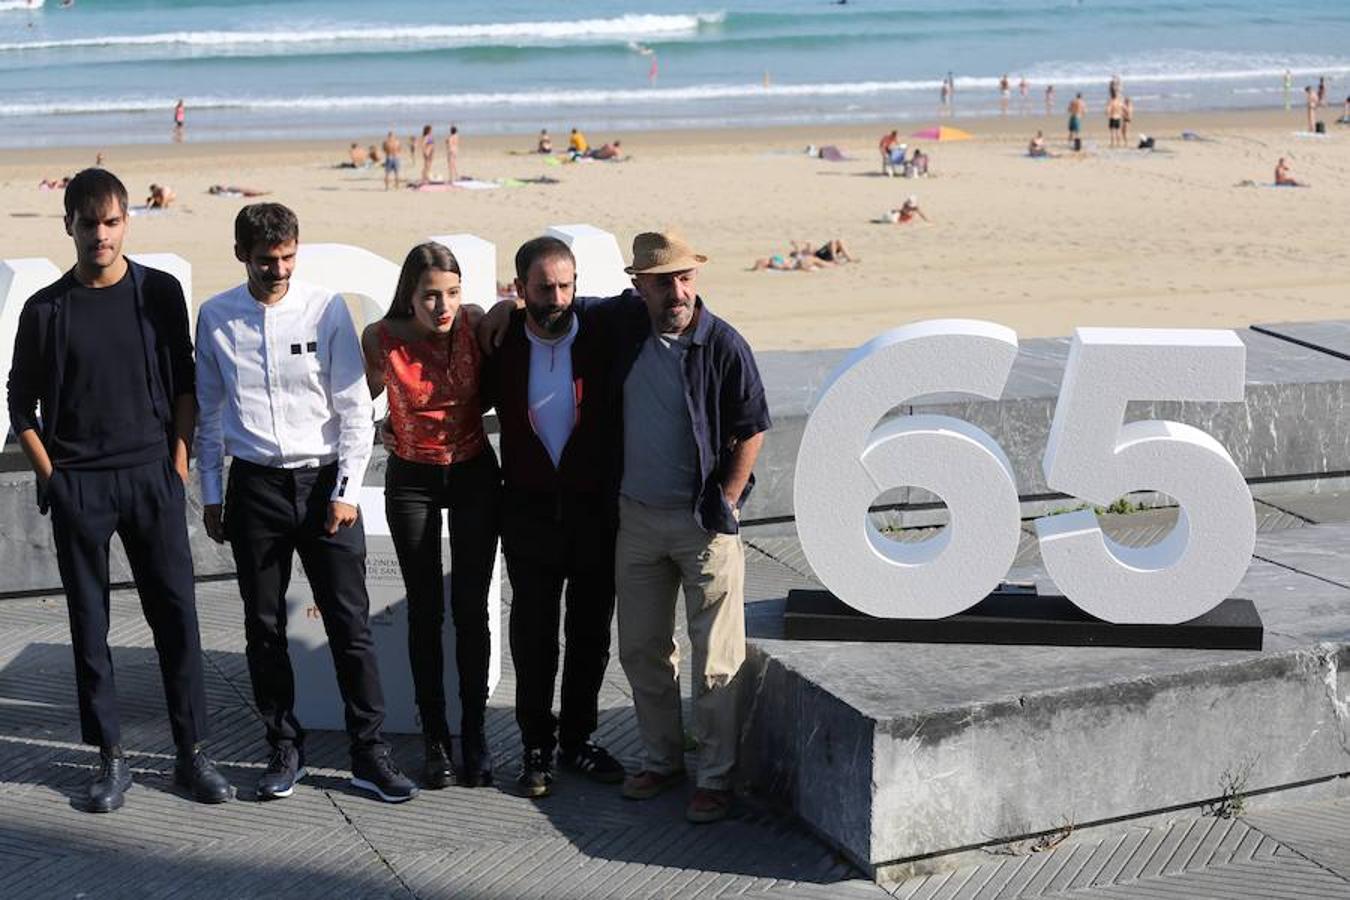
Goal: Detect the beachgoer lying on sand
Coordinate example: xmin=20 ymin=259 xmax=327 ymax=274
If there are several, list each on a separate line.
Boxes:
xmin=38 ymin=176 xmax=71 ymax=191
xmin=795 ymin=238 xmax=857 ymax=264
xmin=147 ymin=183 xmax=176 ymax=209
xmin=208 ymin=184 xmax=270 ymax=197
xmin=587 ymin=141 xmax=623 ymax=160
xmin=751 ymin=247 xmax=833 ymax=272
xmin=1028 ymin=131 xmax=1049 ymax=157
xmin=1274 ymin=157 xmax=1306 ymax=187
xmin=881 ymin=196 xmax=930 ymax=224
xmin=537 ymin=129 xmax=553 ymax=153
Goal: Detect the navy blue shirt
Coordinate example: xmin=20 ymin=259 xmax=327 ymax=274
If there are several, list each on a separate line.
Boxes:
xmin=51 ymin=270 xmax=167 ymax=468
xmin=581 ymin=291 xmax=771 ymax=535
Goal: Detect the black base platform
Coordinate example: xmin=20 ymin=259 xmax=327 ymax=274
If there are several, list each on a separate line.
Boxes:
xmin=782 ymin=584 xmax=1264 ymax=650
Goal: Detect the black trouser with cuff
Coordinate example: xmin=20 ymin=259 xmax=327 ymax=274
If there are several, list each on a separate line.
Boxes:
xmin=225 ymin=459 xmax=386 ymax=760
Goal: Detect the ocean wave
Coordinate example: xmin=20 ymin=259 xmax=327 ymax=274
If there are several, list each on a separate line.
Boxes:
xmin=0 ymin=81 xmax=945 ymax=117
xmin=0 ymin=12 xmax=726 ymax=53
xmin=1022 ymin=50 xmax=1350 ymax=88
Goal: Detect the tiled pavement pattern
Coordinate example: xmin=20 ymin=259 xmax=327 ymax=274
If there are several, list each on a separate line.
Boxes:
xmin=0 ymin=492 xmax=1347 ymax=899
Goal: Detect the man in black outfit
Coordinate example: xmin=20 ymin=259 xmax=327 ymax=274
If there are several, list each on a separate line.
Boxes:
xmin=482 ymin=237 xmax=625 ymax=797
xmin=5 ymin=168 xmax=232 ymax=812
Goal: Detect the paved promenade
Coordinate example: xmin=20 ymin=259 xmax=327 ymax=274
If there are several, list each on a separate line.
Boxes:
xmin=3 ymin=492 xmax=1350 ymax=898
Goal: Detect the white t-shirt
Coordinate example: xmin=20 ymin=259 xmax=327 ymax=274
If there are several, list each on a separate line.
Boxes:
xmin=525 ymin=315 xmax=580 ymax=468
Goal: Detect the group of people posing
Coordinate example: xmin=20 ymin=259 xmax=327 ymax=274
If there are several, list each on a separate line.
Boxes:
xmin=7 ymin=168 xmax=770 ymax=825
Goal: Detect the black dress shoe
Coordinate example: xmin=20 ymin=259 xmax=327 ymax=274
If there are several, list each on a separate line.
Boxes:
xmin=174 ymin=746 xmax=233 ymax=804
xmin=422 ymin=735 xmax=455 ymax=790
xmin=87 ymin=747 xmax=132 ymax=813
xmin=459 ymin=728 xmax=492 ymax=788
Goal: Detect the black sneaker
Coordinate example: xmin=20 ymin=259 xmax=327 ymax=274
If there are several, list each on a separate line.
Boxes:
xmin=558 ymin=741 xmax=625 ymax=784
xmin=350 ymin=748 xmax=419 ymax=803
xmin=174 ymin=746 xmax=233 ymax=804
xmin=87 ymin=746 xmax=132 ymax=813
xmin=516 ymin=748 xmax=553 ymax=798
xmin=256 ymin=745 xmax=306 ymax=800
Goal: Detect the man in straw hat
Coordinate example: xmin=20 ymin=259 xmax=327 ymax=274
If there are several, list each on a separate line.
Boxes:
xmin=480 ymin=228 xmax=770 ymax=822
xmin=601 ymin=230 xmax=770 ymax=822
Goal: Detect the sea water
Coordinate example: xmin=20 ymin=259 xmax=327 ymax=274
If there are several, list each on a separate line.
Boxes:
xmin=1 ymin=0 xmax=1348 ymax=147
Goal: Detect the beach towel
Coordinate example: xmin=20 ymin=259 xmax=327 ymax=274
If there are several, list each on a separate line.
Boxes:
xmin=410 ymin=181 xmax=453 ymax=192
xmin=453 ymin=179 xmax=500 ymax=190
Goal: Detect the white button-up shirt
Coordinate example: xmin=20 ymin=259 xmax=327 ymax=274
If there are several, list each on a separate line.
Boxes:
xmin=194 ymin=279 xmax=374 ymax=506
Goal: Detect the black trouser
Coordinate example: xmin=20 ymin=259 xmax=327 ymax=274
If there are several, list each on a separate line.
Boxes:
xmin=384 ymin=451 xmax=500 ymax=741
xmin=224 ymin=460 xmax=385 ymax=759
xmin=503 ymin=489 xmax=617 ymax=755
xmin=48 ymin=456 xmax=209 ymax=751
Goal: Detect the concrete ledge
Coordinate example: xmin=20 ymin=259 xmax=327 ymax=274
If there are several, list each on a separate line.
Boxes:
xmin=737 ymin=522 xmax=1350 ymax=880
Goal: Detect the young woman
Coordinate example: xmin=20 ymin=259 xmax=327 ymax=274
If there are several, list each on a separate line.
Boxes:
xmin=361 ymin=242 xmax=499 ymax=789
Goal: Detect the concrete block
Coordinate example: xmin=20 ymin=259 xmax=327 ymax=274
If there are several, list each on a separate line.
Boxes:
xmin=127 ymin=252 xmax=193 ymax=329
xmin=739 ymin=523 xmax=1350 ymax=878
xmin=286 ymin=485 xmax=503 ymax=734
xmin=545 ymin=224 xmax=629 ymax=298
xmin=0 ymin=258 xmax=62 ymax=448
xmin=428 ymin=233 xmax=495 ymax=309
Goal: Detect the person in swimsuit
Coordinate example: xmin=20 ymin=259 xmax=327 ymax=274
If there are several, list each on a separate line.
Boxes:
xmin=1274 ymin=157 xmax=1306 ymax=187
xmin=807 ymin=238 xmax=855 ymax=263
xmin=1045 ymin=84 xmax=1056 ymax=116
xmin=1305 ymin=87 xmax=1320 ymax=133
xmin=1121 ymin=97 xmax=1134 ymax=145
xmin=445 ymin=125 xmax=460 ymax=184
xmin=1000 ymin=74 xmax=1010 ymax=115
xmin=537 ymin=129 xmax=553 ymax=153
xmin=420 ymin=124 xmax=435 ymax=184
xmin=382 ymin=131 xmax=402 ymax=191
xmin=173 ymin=99 xmax=185 ymax=142
xmin=1067 ymin=93 xmax=1086 ymax=147
xmin=1106 ymin=92 xmax=1124 ymax=148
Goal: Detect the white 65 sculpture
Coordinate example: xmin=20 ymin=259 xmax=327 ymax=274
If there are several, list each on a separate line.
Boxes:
xmin=793 ymin=320 xmax=1256 ymax=625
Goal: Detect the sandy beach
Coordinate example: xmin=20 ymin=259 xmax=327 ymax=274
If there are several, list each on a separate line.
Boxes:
xmin=2 ymin=108 xmax=1347 ymax=351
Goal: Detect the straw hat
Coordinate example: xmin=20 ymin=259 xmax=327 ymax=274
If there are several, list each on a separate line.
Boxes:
xmin=625 ymin=230 xmax=709 ymax=275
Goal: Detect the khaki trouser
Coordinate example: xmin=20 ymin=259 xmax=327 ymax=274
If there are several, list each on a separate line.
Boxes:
xmin=615 ymin=495 xmax=746 ymax=790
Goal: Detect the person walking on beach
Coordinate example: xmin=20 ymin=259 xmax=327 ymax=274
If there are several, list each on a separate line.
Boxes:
xmin=6 ymin=168 xmax=231 ymax=813
xmin=1122 ymin=97 xmax=1134 ymax=146
xmin=446 ymin=125 xmax=460 ymax=185
xmin=1045 ymin=84 xmax=1056 ymax=116
xmin=1284 ymin=70 xmax=1293 ymax=109
xmin=999 ymin=74 xmax=1010 ymax=115
xmin=173 ymin=99 xmax=185 ymax=142
xmin=195 ymin=202 xmax=417 ymax=805
xmin=382 ymin=131 xmax=402 ymax=190
xmin=360 ymin=242 xmax=499 ymax=791
xmin=1305 ymin=86 xmax=1320 ymax=133
xmin=1318 ymin=77 xmax=1327 ymax=106
xmin=1067 ymin=92 xmax=1086 ymax=148
xmin=1106 ymin=90 xmax=1125 ymax=148
xmin=420 ymin=124 xmax=435 ymax=183
xmin=481 ymin=237 xmax=626 ymax=799
xmin=1019 ymin=76 xmax=1029 ymax=113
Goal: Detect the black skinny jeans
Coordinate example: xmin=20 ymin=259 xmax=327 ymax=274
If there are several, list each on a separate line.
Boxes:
xmin=384 ymin=451 xmax=500 ymax=740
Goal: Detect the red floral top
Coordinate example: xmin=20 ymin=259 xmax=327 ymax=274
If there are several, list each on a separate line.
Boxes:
xmin=378 ymin=316 xmax=486 ymax=466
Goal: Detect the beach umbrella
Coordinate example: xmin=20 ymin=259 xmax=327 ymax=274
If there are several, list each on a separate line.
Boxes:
xmin=910 ymin=125 xmax=973 ymax=142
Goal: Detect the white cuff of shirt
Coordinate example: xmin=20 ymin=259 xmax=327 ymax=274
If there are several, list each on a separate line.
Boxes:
xmin=331 ymin=467 xmax=360 ymax=504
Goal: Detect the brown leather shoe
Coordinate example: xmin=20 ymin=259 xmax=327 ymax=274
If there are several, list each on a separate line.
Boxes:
xmin=621 ymin=769 xmax=686 ymax=800
xmin=685 ymin=787 xmax=733 ymax=823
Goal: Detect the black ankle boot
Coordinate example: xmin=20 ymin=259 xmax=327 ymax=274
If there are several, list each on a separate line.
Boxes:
xmin=87 ymin=745 xmax=132 ymax=813
xmin=458 ymin=722 xmax=491 ymax=788
xmin=422 ymin=734 xmax=456 ymax=790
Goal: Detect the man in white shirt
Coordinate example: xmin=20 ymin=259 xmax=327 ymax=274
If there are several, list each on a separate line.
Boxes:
xmin=195 ymin=203 xmax=416 ymax=803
